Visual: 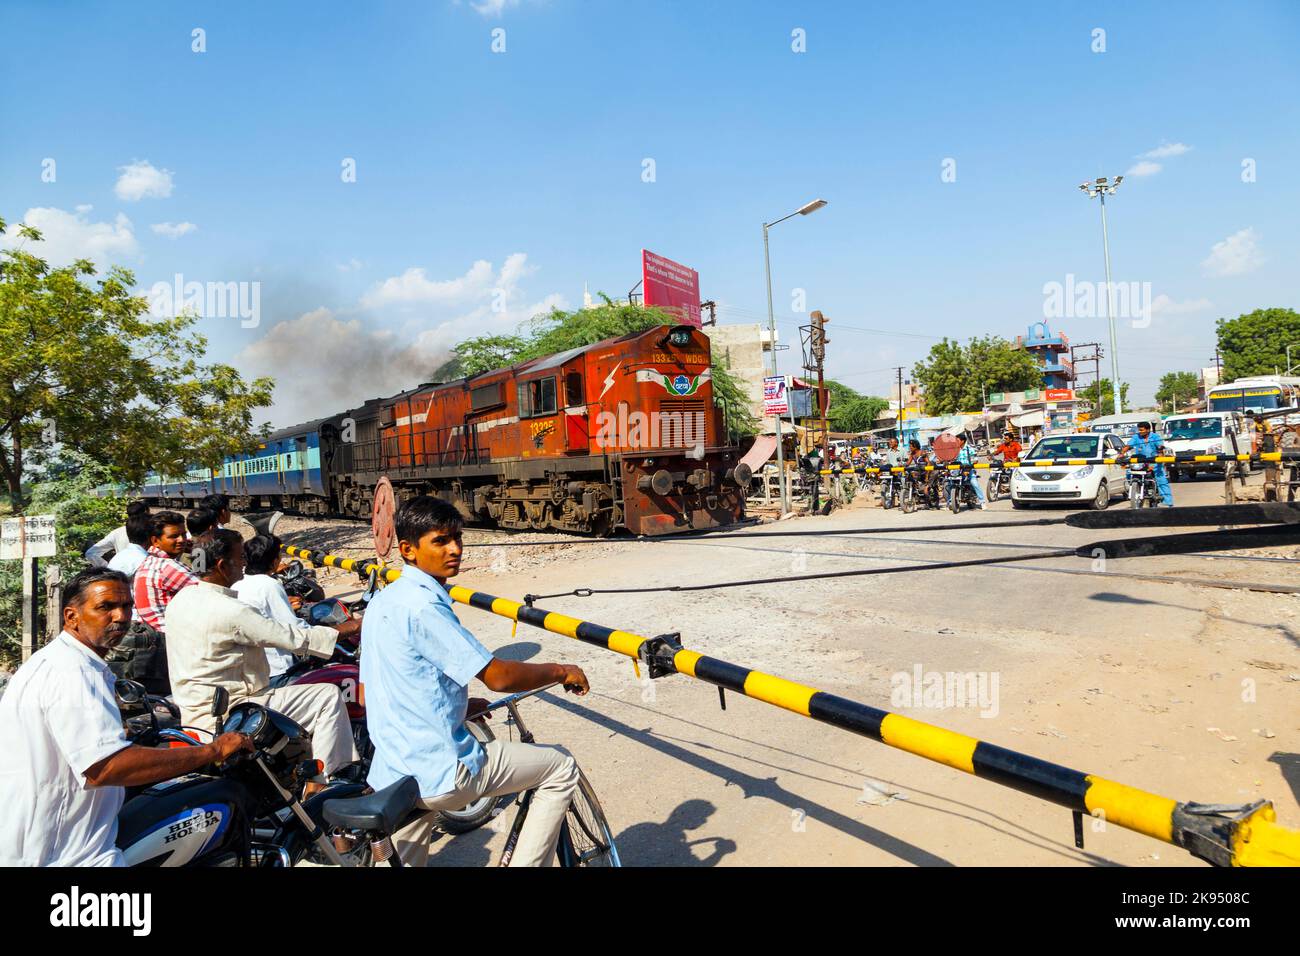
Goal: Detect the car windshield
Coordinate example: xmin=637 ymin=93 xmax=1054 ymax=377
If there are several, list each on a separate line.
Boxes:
xmin=1165 ymin=418 xmax=1224 ymax=440
xmin=1025 ymin=436 xmax=1100 ymax=459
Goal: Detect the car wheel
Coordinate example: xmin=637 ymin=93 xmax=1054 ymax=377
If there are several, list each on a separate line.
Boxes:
xmin=1090 ymin=480 xmax=1109 ymax=510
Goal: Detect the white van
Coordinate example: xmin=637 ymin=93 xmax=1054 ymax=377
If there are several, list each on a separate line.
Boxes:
xmin=1162 ymin=411 xmax=1248 ymax=480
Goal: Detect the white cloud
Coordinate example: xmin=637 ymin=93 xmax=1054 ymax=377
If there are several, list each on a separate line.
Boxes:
xmin=239 ymin=253 xmax=566 ymax=427
xmin=1125 ymin=160 xmax=1162 ymax=177
xmin=1201 ymin=228 xmax=1262 ymax=277
xmin=0 ymin=205 xmax=137 ymax=268
xmin=1139 ymin=142 xmax=1192 ymax=159
xmin=151 ymin=221 xmax=197 ymax=239
xmin=360 ymin=253 xmax=537 ymax=310
xmin=1150 ymin=295 xmax=1213 ymax=316
xmin=470 ymin=0 xmax=521 ymax=15
xmin=114 ymin=160 xmax=175 ymax=201
xmin=1125 ymin=142 xmax=1192 ymax=178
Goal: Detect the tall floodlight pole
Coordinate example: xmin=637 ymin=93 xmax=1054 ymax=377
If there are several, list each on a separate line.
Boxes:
xmin=1079 ymin=176 xmax=1124 ymax=415
xmin=763 ymin=197 xmax=828 ymax=515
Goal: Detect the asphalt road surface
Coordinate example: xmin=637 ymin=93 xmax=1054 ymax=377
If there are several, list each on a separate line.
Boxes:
xmin=305 ymin=471 xmax=1298 ymax=867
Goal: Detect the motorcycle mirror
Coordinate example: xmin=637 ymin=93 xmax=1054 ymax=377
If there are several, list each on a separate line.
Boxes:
xmin=361 ymin=567 xmax=379 ymax=604
xmin=211 ymin=687 xmax=229 ymax=735
xmin=115 ymin=678 xmax=146 ymax=708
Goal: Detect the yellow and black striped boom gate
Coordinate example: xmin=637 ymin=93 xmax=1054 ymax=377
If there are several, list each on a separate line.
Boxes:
xmin=283 ymin=543 xmax=1299 ymax=867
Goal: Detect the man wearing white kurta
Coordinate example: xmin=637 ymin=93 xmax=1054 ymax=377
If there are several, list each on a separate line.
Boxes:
xmin=164 ymin=529 xmax=357 ymax=776
xmin=0 ymin=569 xmax=250 ymax=866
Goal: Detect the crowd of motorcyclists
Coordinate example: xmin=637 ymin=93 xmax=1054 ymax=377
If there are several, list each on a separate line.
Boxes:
xmin=0 ymin=492 xmax=593 ymax=868
xmin=807 ymin=429 xmax=1031 ymax=514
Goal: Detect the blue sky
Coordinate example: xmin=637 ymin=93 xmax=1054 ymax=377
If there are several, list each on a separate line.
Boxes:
xmin=3 ymin=0 xmax=1297 ymax=424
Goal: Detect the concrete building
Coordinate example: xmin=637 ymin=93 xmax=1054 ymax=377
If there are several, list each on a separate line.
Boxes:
xmin=702 ymin=323 xmax=777 ymax=423
xmin=1016 ymin=321 xmax=1073 ymax=390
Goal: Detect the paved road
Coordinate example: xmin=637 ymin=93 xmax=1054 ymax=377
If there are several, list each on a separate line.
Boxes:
xmin=319 ymin=472 xmax=1299 ymax=867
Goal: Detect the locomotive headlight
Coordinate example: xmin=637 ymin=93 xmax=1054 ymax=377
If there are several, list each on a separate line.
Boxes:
xmin=668 ymin=327 xmax=693 ymax=346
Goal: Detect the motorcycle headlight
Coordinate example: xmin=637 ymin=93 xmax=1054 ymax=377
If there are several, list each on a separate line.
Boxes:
xmin=1069 ymin=465 xmax=1094 ymax=479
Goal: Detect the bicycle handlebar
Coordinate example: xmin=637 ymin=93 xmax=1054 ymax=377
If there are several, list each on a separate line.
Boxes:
xmin=479 ymin=681 xmax=563 ymax=715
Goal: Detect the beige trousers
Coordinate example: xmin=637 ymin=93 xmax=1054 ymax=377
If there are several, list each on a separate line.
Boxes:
xmin=394 ymin=739 xmax=579 ymax=868
xmin=182 ymin=683 xmax=358 ymax=776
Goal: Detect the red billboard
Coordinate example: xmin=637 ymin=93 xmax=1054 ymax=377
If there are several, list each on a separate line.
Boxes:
xmin=642 ymin=249 xmax=701 ymax=327
xmin=1045 ymin=388 xmax=1075 ymax=401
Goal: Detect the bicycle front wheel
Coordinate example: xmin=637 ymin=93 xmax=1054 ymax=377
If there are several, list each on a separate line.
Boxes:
xmin=557 ymin=771 xmax=620 ymax=867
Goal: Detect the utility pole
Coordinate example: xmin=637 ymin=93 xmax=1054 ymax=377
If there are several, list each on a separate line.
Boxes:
xmin=895 ymin=367 xmax=905 ymax=443
xmin=699 ymin=300 xmax=717 ymax=327
xmin=810 ymin=310 xmax=830 ymax=453
xmin=763 ymin=198 xmax=827 ymax=516
xmin=1079 ymin=176 xmax=1125 ymax=415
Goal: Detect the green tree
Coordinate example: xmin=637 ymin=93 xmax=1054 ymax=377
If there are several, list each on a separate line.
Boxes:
xmin=912 ymin=335 xmax=1042 ymax=414
xmin=0 ymin=216 xmax=275 ymax=511
xmin=0 ymin=454 xmax=125 ymax=667
xmin=1154 ymin=371 xmax=1199 ymax=412
xmin=1216 ymin=307 xmax=1300 ymax=380
xmin=1078 ymin=378 xmax=1131 ymax=418
xmin=449 ymin=297 xmax=759 ymax=438
xmin=820 ymin=380 xmax=889 ymax=432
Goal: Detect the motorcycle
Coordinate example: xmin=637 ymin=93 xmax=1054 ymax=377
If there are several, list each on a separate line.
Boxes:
xmin=277 ymin=559 xmax=326 ymax=604
xmin=1126 ymin=461 xmax=1162 ymax=508
xmin=943 ymin=467 xmax=981 ymax=513
xmin=985 ymin=463 xmax=1012 ymax=502
xmin=877 ymin=468 xmax=898 ymax=509
xmin=287 ymin=574 xmax=498 ymax=835
xmin=114 ymin=684 xmax=371 ymax=866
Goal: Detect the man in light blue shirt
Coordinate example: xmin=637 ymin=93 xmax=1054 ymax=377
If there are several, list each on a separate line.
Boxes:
xmin=361 ymin=495 xmax=590 ymax=867
xmin=954 ymin=434 xmax=987 ymax=509
xmin=107 ymin=510 xmax=151 ymax=579
xmin=1123 ymin=421 xmax=1173 ymax=506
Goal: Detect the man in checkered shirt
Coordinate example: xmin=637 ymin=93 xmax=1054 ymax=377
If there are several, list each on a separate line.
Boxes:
xmin=132 ymin=511 xmax=199 ymax=631
xmin=113 ymin=510 xmax=197 ymax=694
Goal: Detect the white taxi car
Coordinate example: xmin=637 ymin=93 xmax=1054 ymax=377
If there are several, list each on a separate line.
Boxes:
xmin=1010 ymin=432 xmax=1128 ymax=510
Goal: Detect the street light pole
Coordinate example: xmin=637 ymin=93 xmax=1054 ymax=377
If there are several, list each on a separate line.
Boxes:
xmin=763 ymin=198 xmax=827 ymax=516
xmin=1079 ymin=176 xmax=1124 ymax=415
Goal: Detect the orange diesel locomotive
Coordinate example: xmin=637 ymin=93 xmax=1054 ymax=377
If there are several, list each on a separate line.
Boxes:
xmin=329 ymin=324 xmax=752 ymax=535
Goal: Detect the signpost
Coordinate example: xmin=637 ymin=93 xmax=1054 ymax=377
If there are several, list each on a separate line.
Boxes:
xmin=2 ymin=514 xmax=57 ymax=662
xmin=763 ymin=375 xmax=790 ymax=416
xmin=641 ymin=250 xmax=702 ymax=328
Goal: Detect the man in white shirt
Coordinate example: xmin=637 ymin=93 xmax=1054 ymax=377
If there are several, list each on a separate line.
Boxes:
xmin=106 ymin=509 xmax=151 ymax=579
xmin=84 ymin=501 xmax=150 ymax=568
xmin=164 ymin=529 xmax=358 ymax=777
xmin=232 ymin=533 xmax=318 ymax=680
xmin=0 ymin=569 xmax=251 ymax=867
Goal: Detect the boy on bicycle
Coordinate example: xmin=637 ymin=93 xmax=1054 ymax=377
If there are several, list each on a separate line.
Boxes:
xmin=360 ymin=495 xmax=590 ymax=866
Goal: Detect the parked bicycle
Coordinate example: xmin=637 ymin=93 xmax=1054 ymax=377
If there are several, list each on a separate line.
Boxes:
xmin=322 ymin=682 xmax=620 ymax=867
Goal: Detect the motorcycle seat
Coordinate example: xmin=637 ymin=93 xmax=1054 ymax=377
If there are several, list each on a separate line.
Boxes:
xmin=322 ymin=775 xmax=420 ymax=832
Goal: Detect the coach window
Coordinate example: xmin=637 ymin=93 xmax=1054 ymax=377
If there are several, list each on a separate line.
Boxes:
xmin=517 ymin=377 xmax=557 ymax=418
xmin=565 ymin=372 xmax=584 ymax=408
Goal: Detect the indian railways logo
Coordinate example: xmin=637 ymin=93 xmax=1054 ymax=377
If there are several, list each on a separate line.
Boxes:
xmin=635 ymin=368 xmax=710 ymax=396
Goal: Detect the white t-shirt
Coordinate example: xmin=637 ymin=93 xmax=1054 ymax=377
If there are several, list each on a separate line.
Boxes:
xmin=85 ymin=526 xmax=132 ymax=569
xmin=231 ymin=573 xmax=310 ymax=678
xmin=0 ymin=631 xmax=131 ymax=866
